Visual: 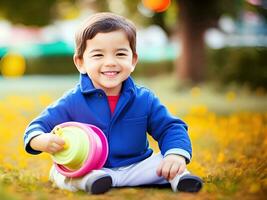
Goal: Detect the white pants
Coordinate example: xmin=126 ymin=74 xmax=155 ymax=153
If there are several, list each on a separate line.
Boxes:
xmin=49 ymin=153 xmax=190 ymax=192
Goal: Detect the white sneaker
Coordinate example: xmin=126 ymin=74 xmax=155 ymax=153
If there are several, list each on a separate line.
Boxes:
xmin=49 ymin=165 xmax=77 ymax=192
xmin=84 ymin=171 xmax=112 ymax=194
xmin=170 ymin=174 xmax=203 ymax=193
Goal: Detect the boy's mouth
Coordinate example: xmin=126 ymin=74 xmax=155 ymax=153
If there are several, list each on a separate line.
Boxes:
xmin=101 ymin=71 xmax=120 ymax=76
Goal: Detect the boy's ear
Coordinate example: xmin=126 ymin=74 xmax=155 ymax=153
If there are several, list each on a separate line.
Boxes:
xmin=73 ymin=54 xmax=86 ymax=74
xmin=131 ymin=53 xmax=138 ymax=72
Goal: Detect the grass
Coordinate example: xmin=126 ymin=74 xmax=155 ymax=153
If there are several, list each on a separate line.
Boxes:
xmin=0 ymin=74 xmax=266 ymax=200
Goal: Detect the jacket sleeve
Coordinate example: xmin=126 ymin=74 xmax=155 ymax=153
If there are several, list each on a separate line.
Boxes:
xmin=147 ymin=91 xmax=192 ymax=163
xmin=23 ymin=93 xmax=73 ymax=155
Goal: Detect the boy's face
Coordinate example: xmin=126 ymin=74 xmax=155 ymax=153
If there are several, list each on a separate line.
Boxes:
xmin=74 ymin=30 xmax=138 ymax=96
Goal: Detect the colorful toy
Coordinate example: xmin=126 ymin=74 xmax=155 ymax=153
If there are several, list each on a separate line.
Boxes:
xmin=142 ymin=0 xmax=171 ymax=13
xmin=52 ymin=122 xmax=108 ymax=178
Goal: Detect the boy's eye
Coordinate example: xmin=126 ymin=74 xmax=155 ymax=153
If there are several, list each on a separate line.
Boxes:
xmin=92 ymin=54 xmax=103 ymax=57
xmin=117 ymin=53 xmax=127 ymax=56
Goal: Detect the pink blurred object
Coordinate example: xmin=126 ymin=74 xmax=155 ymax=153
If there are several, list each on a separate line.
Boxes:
xmin=246 ymin=0 xmax=262 ymax=6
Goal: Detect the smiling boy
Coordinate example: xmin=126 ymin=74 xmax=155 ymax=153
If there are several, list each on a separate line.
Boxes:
xmin=24 ymin=12 xmax=203 ymax=194
xmin=74 ymin=30 xmax=137 ymax=96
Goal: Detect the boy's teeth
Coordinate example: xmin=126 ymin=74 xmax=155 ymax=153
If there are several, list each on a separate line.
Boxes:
xmin=102 ymin=71 xmax=118 ymax=75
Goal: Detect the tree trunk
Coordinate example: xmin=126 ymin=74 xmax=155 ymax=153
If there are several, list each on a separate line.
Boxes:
xmin=176 ymin=0 xmax=206 ymax=83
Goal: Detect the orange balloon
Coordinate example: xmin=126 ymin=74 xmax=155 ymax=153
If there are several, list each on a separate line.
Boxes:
xmin=142 ymin=0 xmax=171 ymax=12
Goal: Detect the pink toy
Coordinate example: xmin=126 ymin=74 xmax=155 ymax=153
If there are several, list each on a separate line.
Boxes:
xmin=53 ymin=122 xmax=108 ymax=178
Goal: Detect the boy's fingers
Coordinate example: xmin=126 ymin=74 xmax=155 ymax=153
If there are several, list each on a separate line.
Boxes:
xmin=169 ymin=163 xmax=179 ymax=180
xmin=51 ymin=135 xmax=65 ymax=145
xmin=51 ymin=142 xmax=63 ymax=150
xmin=177 ymin=164 xmax=186 ymax=175
xmin=48 ymin=142 xmax=64 ymax=154
xmin=161 ymin=162 xmax=172 ymax=180
xmin=48 ymin=147 xmax=57 ymax=154
xmin=156 ymin=161 xmax=164 ymax=176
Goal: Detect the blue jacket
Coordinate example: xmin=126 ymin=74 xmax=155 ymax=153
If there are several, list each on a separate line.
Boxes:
xmin=24 ymin=74 xmax=192 ymax=167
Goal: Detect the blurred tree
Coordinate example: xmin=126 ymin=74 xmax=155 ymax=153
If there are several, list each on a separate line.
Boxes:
xmin=138 ymin=0 xmax=242 ymax=83
xmin=173 ymin=0 xmax=242 ymax=83
xmin=0 ymin=0 xmax=77 ymax=26
xmin=101 ymin=0 xmax=243 ymax=84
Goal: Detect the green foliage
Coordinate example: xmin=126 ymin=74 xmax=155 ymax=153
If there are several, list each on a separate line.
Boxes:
xmin=0 ymin=0 xmax=77 ymax=26
xmin=0 ymin=0 xmax=56 ymax=26
xmin=207 ymin=47 xmax=267 ymax=88
xmin=25 ymin=56 xmax=76 ymax=74
xmin=134 ymin=60 xmax=173 ymax=76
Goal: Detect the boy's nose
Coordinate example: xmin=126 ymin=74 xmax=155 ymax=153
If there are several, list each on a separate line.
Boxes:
xmin=104 ymin=56 xmax=116 ymax=67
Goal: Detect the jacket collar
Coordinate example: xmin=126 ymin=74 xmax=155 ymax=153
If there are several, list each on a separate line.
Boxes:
xmin=79 ymin=73 xmax=136 ymax=95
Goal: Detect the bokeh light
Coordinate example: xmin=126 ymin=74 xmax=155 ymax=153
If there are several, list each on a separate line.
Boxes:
xmin=142 ymin=0 xmax=171 ymax=12
xmin=0 ymin=52 xmax=26 ymax=77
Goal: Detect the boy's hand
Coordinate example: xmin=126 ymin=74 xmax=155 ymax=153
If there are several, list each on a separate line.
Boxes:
xmin=30 ymin=133 xmax=65 ymax=154
xmin=156 ymin=154 xmax=186 ymax=181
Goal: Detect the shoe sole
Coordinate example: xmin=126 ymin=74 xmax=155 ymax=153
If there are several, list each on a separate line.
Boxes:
xmin=86 ymin=175 xmax=112 ymax=194
xmin=177 ymin=175 xmax=203 ymax=193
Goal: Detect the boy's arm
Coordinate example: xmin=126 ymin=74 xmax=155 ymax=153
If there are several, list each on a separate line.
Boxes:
xmin=164 ymin=148 xmax=191 ymax=161
xmin=147 ymin=91 xmax=192 ymax=164
xmin=24 ymin=131 xmax=44 ymax=154
xmin=24 ymin=94 xmax=73 ymax=155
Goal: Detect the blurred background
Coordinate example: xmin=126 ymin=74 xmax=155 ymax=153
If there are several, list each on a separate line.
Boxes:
xmin=1 ymin=0 xmax=267 ymax=114
xmin=0 ymin=1 xmax=267 ymax=200
xmin=0 ymin=0 xmax=267 ymax=114
xmin=0 ymin=0 xmax=266 ymax=87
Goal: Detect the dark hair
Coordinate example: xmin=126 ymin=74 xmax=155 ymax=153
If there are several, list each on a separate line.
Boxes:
xmin=75 ymin=12 xmax=137 ymax=59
